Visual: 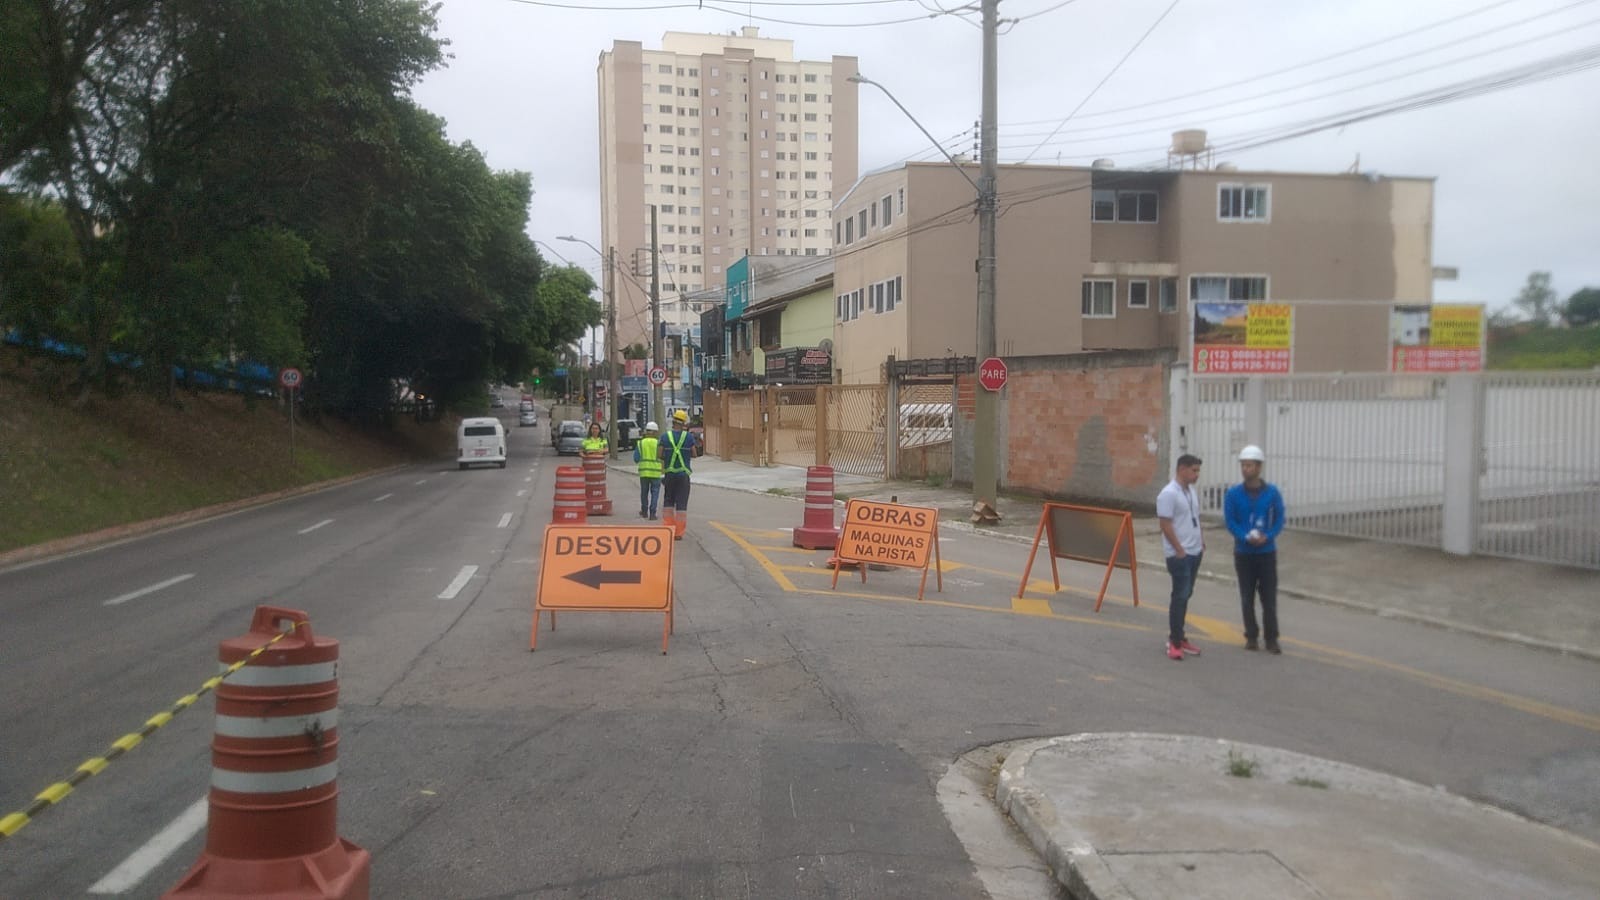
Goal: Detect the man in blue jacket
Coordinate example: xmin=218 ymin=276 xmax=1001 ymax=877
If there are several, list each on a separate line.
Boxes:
xmin=1225 ymin=445 xmax=1286 ymax=654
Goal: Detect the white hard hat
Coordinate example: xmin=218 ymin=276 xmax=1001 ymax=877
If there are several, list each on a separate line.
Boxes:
xmin=1239 ymin=445 xmax=1265 ymax=462
xmin=645 ymin=421 xmax=659 ymax=431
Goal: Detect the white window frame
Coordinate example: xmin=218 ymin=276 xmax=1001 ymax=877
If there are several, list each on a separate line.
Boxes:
xmin=1128 ymin=279 xmax=1150 ymax=309
xmin=1081 ymin=279 xmax=1116 ymax=318
xmin=1188 ymin=273 xmax=1270 ymax=303
xmin=1218 ymin=183 xmax=1271 ymax=223
xmin=1159 ymin=277 xmax=1178 ymax=314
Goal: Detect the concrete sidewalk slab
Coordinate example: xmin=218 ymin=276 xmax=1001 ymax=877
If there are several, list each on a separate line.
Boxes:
xmin=997 ymin=733 xmax=1600 ymax=900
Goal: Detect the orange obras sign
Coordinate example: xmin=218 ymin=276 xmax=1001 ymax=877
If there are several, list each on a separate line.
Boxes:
xmin=531 ymin=524 xmax=676 ymax=653
xmin=831 ymin=499 xmax=942 ymax=601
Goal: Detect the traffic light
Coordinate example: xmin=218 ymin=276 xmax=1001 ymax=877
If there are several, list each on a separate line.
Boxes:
xmin=533 ymin=376 xmax=542 ymax=385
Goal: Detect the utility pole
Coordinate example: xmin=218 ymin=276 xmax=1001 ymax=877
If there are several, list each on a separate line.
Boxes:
xmin=650 ymin=204 xmax=665 ymax=428
xmin=607 ymin=246 xmax=620 ymax=460
xmin=972 ymin=0 xmax=1000 ymax=522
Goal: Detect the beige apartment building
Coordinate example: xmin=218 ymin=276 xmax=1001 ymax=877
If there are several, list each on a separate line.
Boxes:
xmin=597 ymin=28 xmax=859 ymax=352
xmin=827 ymin=157 xmax=1435 ymax=383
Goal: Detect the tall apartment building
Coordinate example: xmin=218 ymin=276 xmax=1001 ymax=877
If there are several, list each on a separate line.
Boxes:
xmin=597 ymin=27 xmax=858 ymax=352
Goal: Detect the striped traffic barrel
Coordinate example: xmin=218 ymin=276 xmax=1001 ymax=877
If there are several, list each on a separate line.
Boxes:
xmin=165 ymin=605 xmax=369 ymax=897
xmin=553 ymin=466 xmax=588 ymax=524
xmin=582 ymin=454 xmax=613 ymax=516
xmin=793 ymin=465 xmax=840 ymax=550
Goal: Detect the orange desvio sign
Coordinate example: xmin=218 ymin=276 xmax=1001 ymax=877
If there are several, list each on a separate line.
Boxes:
xmin=531 ymin=524 xmax=676 ymax=653
xmin=1016 ymin=503 xmax=1140 ymax=612
xmin=831 ymin=499 xmax=942 ymax=600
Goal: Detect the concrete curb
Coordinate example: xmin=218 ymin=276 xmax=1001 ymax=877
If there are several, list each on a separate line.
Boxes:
xmin=0 ymin=464 xmax=410 ymax=572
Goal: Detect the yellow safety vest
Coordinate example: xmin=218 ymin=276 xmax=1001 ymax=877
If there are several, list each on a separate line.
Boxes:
xmin=636 ymin=437 xmax=662 ymax=479
xmin=582 ymin=436 xmax=607 ymax=453
xmin=663 ymin=430 xmax=692 ymax=474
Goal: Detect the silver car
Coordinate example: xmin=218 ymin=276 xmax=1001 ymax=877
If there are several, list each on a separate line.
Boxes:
xmin=518 ymin=410 xmax=537 ymax=428
xmin=555 ymin=420 xmax=585 ymax=455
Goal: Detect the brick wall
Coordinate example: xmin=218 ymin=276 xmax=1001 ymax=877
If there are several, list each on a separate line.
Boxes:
xmin=1001 ymin=349 xmax=1175 ymax=509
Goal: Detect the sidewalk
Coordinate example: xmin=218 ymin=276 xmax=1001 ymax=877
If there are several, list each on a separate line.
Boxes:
xmin=646 ymin=456 xmax=1600 ymax=662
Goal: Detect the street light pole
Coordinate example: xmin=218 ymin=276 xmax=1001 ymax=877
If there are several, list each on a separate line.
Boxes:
xmin=650 ymin=205 xmax=665 ymax=428
xmin=848 ymin=0 xmax=1001 ymax=520
xmin=558 ymin=235 xmax=621 ymax=459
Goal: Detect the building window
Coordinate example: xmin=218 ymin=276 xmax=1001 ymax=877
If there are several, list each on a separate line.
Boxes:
xmin=870 ymin=202 xmax=877 ymax=228
xmin=881 ymin=196 xmax=893 ymax=227
xmin=658 ymin=64 xmax=671 ymax=74
xmin=1091 ymin=190 xmax=1115 ymax=222
xmin=1119 ymin=191 xmax=1158 ymax=222
xmin=1128 ymin=280 xmax=1150 ymax=309
xmin=857 ymin=209 xmax=867 ymax=239
xmin=1159 ymin=277 xmax=1177 ymax=313
xmin=898 ymin=188 xmax=905 ymax=214
xmin=1081 ymin=280 xmax=1115 ymax=318
xmin=1219 ymin=184 xmax=1270 ymax=221
xmin=844 ymin=217 xmax=854 ymax=244
xmin=1190 ymin=275 xmax=1268 ymax=301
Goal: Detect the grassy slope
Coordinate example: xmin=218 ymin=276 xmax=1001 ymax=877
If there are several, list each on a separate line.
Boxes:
xmin=0 ymin=349 xmax=455 ymax=553
xmin=1487 ymin=326 xmax=1600 ymax=369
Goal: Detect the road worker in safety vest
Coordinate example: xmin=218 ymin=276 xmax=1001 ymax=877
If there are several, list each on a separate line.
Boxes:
xmin=581 ymin=421 xmax=607 ymax=456
xmin=658 ymin=409 xmax=698 ymax=540
xmin=634 ymin=422 xmax=662 ymax=520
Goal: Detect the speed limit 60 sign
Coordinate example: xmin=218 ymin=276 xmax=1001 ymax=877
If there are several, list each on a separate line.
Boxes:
xmin=279 ymin=367 xmax=303 ymax=389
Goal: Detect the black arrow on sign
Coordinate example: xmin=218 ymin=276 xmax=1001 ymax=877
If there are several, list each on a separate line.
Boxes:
xmin=563 ymin=565 xmax=643 ymax=590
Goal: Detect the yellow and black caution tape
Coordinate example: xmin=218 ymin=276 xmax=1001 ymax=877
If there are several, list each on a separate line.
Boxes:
xmin=0 ymin=617 xmax=309 ymax=843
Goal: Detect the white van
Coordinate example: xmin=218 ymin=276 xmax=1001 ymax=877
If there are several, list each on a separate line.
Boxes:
xmin=457 ymin=417 xmax=507 ymax=469
xmin=898 ymin=403 xmax=954 ymax=448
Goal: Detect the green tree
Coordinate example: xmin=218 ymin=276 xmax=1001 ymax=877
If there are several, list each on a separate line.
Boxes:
xmin=1513 ymin=271 xmax=1560 ymax=327
xmin=1564 ymin=287 xmax=1600 ymax=328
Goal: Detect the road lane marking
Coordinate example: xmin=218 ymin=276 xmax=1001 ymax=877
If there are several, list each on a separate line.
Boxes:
xmin=516 ymin=489 xmax=528 ymax=497
xmin=438 ymin=566 xmax=479 ymax=600
xmin=415 ymin=479 xmax=429 ymax=485
xmin=524 ymin=476 xmax=533 ymax=483
xmin=374 ymin=493 xmax=394 ymax=503
xmin=87 ymin=796 xmax=207 ymax=894
xmin=298 ymin=519 xmax=334 ymax=535
xmin=104 ymin=574 xmax=195 ymax=607
xmin=498 ymin=513 xmax=513 ymax=529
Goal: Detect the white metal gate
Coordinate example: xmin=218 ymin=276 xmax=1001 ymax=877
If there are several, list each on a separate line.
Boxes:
xmin=1189 ymin=371 xmax=1600 ymax=570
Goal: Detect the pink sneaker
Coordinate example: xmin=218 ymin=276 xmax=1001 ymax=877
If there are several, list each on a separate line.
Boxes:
xmin=1179 ymin=640 xmax=1202 ymax=656
xmin=1165 ymin=641 xmax=1183 ymax=661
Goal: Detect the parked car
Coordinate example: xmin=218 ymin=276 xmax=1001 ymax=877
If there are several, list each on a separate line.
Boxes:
xmin=518 ymin=410 xmax=537 ymax=427
xmin=555 ymin=420 xmax=586 ymax=456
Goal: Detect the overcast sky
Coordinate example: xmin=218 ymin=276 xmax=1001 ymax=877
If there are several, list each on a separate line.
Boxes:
xmin=412 ymin=0 xmax=1600 ymax=314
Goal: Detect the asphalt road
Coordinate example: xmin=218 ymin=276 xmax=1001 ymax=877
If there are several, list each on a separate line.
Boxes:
xmin=2 ymin=405 xmax=1597 ymax=898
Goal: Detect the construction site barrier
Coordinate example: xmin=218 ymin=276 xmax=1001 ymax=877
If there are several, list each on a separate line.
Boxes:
xmin=830 ymin=499 xmax=943 ymax=601
xmin=553 ymin=466 xmax=587 ymax=525
xmin=793 ymin=466 xmax=840 ymax=550
xmin=1016 ymin=503 xmax=1141 ymax=611
xmin=582 ymin=453 xmax=613 ymax=516
xmin=165 ymin=606 xmax=369 ymax=898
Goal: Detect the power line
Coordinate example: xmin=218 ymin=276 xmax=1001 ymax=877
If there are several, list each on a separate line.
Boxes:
xmin=1018 ymin=0 xmax=1182 ymax=163
xmin=994 ymin=16 xmax=1600 ymax=154
xmin=999 ymin=0 xmax=1582 ymax=128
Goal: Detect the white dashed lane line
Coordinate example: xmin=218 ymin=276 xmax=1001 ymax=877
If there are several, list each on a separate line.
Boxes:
xmin=516 ymin=489 xmax=528 ymax=497
xmin=415 ymin=479 xmax=429 ymax=485
xmin=103 ymin=574 xmax=195 ymax=607
xmin=299 ymin=519 xmax=334 ymax=535
xmin=498 ymin=513 xmax=513 ymax=529
xmin=374 ymin=493 xmax=394 ymax=503
xmin=438 ymin=566 xmax=479 ymax=600
xmin=88 ymin=796 xmax=208 ymax=894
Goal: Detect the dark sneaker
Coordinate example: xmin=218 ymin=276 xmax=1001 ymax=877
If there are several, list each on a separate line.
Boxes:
xmin=1244 ymin=638 xmax=1259 ymax=651
xmin=1265 ymin=641 xmax=1282 ymax=655
xmin=1179 ymin=640 xmax=1201 ymax=656
xmin=1166 ymin=641 xmax=1183 ymax=661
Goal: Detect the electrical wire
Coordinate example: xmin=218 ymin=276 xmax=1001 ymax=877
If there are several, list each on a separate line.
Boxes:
xmin=1018 ymin=0 xmax=1181 ymax=162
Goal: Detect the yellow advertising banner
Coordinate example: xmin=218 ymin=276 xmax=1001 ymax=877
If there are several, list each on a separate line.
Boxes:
xmin=1428 ymin=304 xmax=1484 ymax=349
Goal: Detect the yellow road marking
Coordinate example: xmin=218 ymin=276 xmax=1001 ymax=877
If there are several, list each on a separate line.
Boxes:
xmin=714 ymin=522 xmax=797 ymax=592
xmin=1011 ymin=597 xmax=1054 ymax=617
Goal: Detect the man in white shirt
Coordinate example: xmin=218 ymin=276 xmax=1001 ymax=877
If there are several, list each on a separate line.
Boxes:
xmin=1156 ymin=454 xmax=1205 ymax=661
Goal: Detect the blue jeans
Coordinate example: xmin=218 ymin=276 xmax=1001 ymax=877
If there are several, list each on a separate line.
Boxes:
xmin=639 ymin=478 xmax=661 ymax=517
xmin=1166 ymin=553 xmax=1202 ymax=644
